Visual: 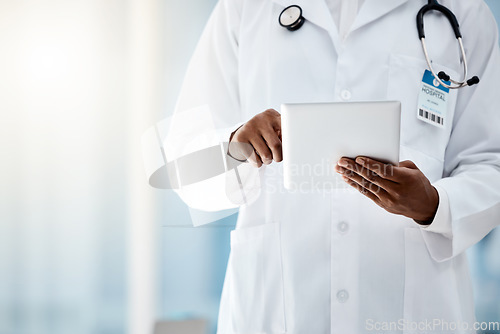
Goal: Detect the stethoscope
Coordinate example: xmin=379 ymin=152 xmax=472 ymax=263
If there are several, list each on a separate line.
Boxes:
xmin=279 ymin=0 xmax=480 ymax=89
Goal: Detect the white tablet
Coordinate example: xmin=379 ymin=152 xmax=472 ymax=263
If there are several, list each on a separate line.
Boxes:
xmin=281 ymin=101 xmax=401 ymax=190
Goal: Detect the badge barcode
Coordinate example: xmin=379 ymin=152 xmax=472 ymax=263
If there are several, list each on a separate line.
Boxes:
xmin=419 ymin=108 xmax=444 ymax=126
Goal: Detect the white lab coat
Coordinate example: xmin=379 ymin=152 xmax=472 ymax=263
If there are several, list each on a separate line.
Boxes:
xmin=168 ymin=0 xmax=500 ymax=333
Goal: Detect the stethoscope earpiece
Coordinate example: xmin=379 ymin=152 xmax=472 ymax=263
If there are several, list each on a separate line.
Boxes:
xmin=279 ymin=5 xmax=305 ymax=31
xmin=438 ymin=71 xmax=450 ymax=82
xmin=467 ymin=76 xmax=480 ymax=86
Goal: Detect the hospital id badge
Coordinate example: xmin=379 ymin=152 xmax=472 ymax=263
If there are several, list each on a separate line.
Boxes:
xmin=417 ymin=69 xmax=450 ymax=128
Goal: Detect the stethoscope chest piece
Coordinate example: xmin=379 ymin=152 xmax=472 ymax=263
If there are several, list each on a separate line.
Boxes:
xmin=279 ymin=5 xmax=305 ymax=31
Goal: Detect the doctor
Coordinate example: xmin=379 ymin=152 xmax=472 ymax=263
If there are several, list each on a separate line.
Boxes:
xmin=169 ymin=0 xmax=500 ymax=333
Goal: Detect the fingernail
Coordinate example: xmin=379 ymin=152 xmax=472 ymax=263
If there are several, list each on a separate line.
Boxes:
xmin=356 ymin=157 xmax=366 ymax=165
xmin=336 ymin=168 xmax=344 ymax=174
xmin=338 ymin=160 xmax=348 ymax=167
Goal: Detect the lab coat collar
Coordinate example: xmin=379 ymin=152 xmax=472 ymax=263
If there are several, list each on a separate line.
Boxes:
xmin=272 ymin=0 xmax=410 ymax=53
xmin=350 ymin=0 xmax=410 ymax=33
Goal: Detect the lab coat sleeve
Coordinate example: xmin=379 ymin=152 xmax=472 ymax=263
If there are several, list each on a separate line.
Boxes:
xmin=420 ymin=185 xmax=452 ymax=239
xmin=164 ymin=0 xmax=246 ymax=212
xmin=420 ymin=2 xmax=500 ymax=262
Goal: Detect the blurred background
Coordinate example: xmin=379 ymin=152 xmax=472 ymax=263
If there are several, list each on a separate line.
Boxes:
xmin=0 ymin=1 xmax=499 ymax=333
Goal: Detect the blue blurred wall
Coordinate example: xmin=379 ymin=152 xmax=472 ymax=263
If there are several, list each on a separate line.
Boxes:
xmin=487 ymin=0 xmax=500 ymax=25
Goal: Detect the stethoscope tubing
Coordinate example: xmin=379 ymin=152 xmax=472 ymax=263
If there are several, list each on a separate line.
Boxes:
xmin=420 ymin=37 xmax=469 ymax=89
xmin=417 ymin=0 xmax=479 ymax=89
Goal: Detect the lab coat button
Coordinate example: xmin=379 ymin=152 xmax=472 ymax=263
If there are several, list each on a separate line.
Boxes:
xmin=337 ymin=289 xmax=349 ymax=303
xmin=338 ymin=221 xmax=349 ymax=234
xmin=340 ymin=90 xmax=352 ymax=101
xmin=337 ymin=290 xmax=349 ymax=303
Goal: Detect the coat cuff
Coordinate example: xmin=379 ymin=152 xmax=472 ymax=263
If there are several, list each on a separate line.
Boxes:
xmin=217 ymin=122 xmax=245 ymax=144
xmin=419 ymin=184 xmax=452 ymax=239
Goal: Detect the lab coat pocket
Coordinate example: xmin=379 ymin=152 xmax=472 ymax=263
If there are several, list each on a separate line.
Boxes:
xmin=387 ymin=54 xmax=459 ymax=163
xmin=399 ymin=145 xmax=444 ymax=183
xmin=229 ymin=223 xmax=286 ymax=333
xmin=403 ymin=228 xmax=465 ymax=333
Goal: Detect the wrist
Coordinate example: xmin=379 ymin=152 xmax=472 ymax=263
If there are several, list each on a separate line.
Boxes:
xmin=227 ymin=124 xmax=247 ymax=162
xmin=229 ymin=124 xmax=244 ymax=143
xmin=414 ymin=218 xmax=433 ymax=226
xmin=413 ymin=186 xmax=439 ymax=225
